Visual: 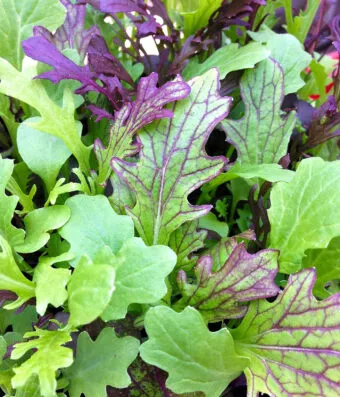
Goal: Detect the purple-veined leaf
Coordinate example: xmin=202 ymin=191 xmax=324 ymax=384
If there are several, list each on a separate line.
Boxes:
xmin=221 ymin=58 xmax=296 ymax=164
xmin=175 ymin=243 xmax=279 ymax=321
xmin=232 ymin=269 xmax=340 ymax=397
xmin=112 ymin=69 xmax=231 ymax=245
xmin=95 ymin=73 xmax=190 ymax=185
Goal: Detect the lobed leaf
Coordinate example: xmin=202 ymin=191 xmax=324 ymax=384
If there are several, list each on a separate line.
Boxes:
xmin=232 ymin=269 xmax=340 ymax=397
xmin=113 ymin=69 xmax=231 ymax=245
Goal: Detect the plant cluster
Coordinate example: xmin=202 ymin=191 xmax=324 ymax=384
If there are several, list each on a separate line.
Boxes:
xmin=0 ymin=0 xmax=340 ymax=396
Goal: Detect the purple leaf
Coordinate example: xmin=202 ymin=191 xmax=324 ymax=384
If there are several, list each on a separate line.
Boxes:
xmin=95 ymin=73 xmax=190 ymax=185
xmin=99 ymin=0 xmax=147 ymax=14
xmin=112 ymin=69 xmax=231 ymax=245
xmin=176 ymin=243 xmax=279 ymax=321
xmin=232 ymin=269 xmax=340 ymax=397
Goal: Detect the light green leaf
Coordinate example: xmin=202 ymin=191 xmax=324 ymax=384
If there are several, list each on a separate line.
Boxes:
xmin=101 ymin=238 xmax=177 ymax=321
xmin=268 ymin=157 xmax=340 ymax=273
xmin=15 ymin=375 xmax=42 ymax=397
xmin=11 ymin=328 xmax=73 ymax=397
xmin=303 ymin=236 xmax=340 ymax=298
xmin=59 ymin=195 xmax=134 ymax=266
xmin=64 ymin=328 xmax=139 ymax=397
xmin=67 ymin=256 xmax=115 ymax=328
xmin=0 ymin=236 xmax=35 ymax=310
xmin=198 ymin=212 xmax=228 ymax=238
xmin=0 ymin=0 xmax=65 ymax=69
xmin=0 ymin=157 xmax=25 ymax=247
xmin=15 ymin=206 xmax=71 ymax=254
xmin=140 ymin=306 xmax=248 ymax=396
xmin=34 ymin=254 xmax=73 ymax=316
xmin=17 ymin=118 xmax=73 ymax=192
xmin=299 ymin=59 xmax=331 ymax=104
xmin=231 ymin=269 xmax=340 ymax=397
xmin=0 ymin=58 xmax=91 ymax=173
xmin=183 ymin=42 xmax=270 ymax=80
xmin=222 ymin=58 xmax=296 ymax=164
xmin=249 ymin=25 xmax=311 ymax=94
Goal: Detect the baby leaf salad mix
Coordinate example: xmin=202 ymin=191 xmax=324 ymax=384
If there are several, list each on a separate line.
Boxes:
xmin=0 ymin=0 xmax=340 ymax=396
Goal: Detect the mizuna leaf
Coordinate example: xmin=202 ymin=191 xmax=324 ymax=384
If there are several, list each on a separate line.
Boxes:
xmin=0 ymin=0 xmax=66 ymax=69
xmin=11 ymin=328 xmax=73 ymax=397
xmin=0 ymin=236 xmax=35 ymax=310
xmin=113 ymin=69 xmax=231 ymax=245
xmin=176 ymin=244 xmax=279 ymax=321
xmin=183 ymin=42 xmax=270 ymax=80
xmin=231 ymin=269 xmax=340 ymax=397
xmin=0 ymin=157 xmax=25 ymax=247
xmin=303 ymin=236 xmax=340 ymax=299
xmin=15 ymin=206 xmax=71 ymax=254
xmin=140 ymin=306 xmax=249 ymax=397
xmin=67 ymin=255 xmax=115 ymax=328
xmin=268 ymin=157 xmax=340 ymax=273
xmin=0 ymin=58 xmax=91 ymax=173
xmin=64 ymin=328 xmax=139 ymax=397
xmin=33 ymin=253 xmax=73 ymax=316
xmin=221 ymin=58 xmax=296 ymax=164
xmin=101 ymin=237 xmax=177 ymax=321
xmin=168 ymin=220 xmax=207 ymax=271
xmin=94 ymin=73 xmax=190 ymax=185
xmin=59 ymin=195 xmax=134 ymax=266
xmin=248 ymin=25 xmax=311 ymax=94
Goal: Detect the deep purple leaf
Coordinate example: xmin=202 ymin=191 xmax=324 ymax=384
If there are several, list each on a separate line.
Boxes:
xmin=99 ymin=0 xmax=147 ymax=14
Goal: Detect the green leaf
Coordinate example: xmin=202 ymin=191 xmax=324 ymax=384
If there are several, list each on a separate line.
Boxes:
xmin=113 ymin=69 xmax=231 ymax=245
xmin=101 ymin=238 xmax=177 ymax=321
xmin=0 ymin=59 xmax=91 ymax=173
xmin=248 ymin=25 xmax=311 ymax=94
xmin=299 ymin=59 xmax=331 ymax=104
xmin=15 ymin=206 xmax=71 ymax=254
xmin=176 ymin=244 xmax=279 ymax=321
xmin=11 ymin=328 xmax=73 ymax=397
xmin=60 ymin=195 xmax=134 ymax=266
xmin=0 ymin=236 xmax=35 ymax=310
xmin=222 ymin=58 xmax=296 ymax=164
xmin=231 ymin=269 xmax=340 ymax=397
xmin=0 ymin=93 xmax=18 ymax=146
xmin=168 ymin=220 xmax=207 ymax=271
xmin=67 ymin=255 xmax=115 ymax=328
xmin=33 ymin=254 xmax=73 ymax=316
xmin=0 ymin=157 xmax=25 ymax=247
xmin=268 ymin=157 xmax=340 ymax=273
xmin=64 ymin=328 xmax=139 ymax=397
xmin=17 ymin=118 xmax=72 ymax=192
xmin=140 ymin=306 xmax=248 ymax=396
xmin=198 ymin=212 xmax=229 ymax=238
xmin=0 ymin=0 xmax=65 ymax=69
xmin=15 ymin=375 xmax=42 ymax=397
xmin=303 ymin=236 xmax=340 ymax=298
xmin=183 ymin=42 xmax=270 ymax=80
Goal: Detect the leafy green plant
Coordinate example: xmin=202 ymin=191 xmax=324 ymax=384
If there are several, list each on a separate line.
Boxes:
xmin=0 ymin=0 xmax=340 ymax=396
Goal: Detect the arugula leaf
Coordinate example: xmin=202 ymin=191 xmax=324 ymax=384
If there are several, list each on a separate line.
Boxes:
xmin=67 ymin=255 xmax=115 ymax=328
xmin=0 ymin=157 xmax=25 ymax=246
xmin=140 ymin=306 xmax=249 ymax=397
xmin=168 ymin=220 xmax=207 ymax=271
xmin=113 ymin=69 xmax=231 ymax=245
xmin=268 ymin=157 xmax=340 ymax=273
xmin=17 ymin=118 xmax=73 ymax=192
xmin=101 ymin=237 xmax=177 ymax=321
xmin=248 ymin=25 xmax=311 ymax=94
xmin=94 ymin=73 xmax=190 ymax=185
xmin=232 ymin=269 xmax=340 ymax=397
xmin=33 ymin=253 xmax=73 ymax=316
xmin=11 ymin=328 xmax=73 ymax=397
xmin=15 ymin=206 xmax=71 ymax=254
xmin=183 ymin=42 xmax=270 ymax=80
xmin=222 ymin=58 xmax=296 ymax=164
xmin=0 ymin=236 xmax=35 ymax=310
xmin=0 ymin=58 xmax=91 ymax=173
xmin=59 ymin=195 xmax=134 ymax=266
xmin=303 ymin=236 xmax=340 ymax=298
xmin=0 ymin=0 xmax=66 ymax=69
xmin=64 ymin=328 xmax=139 ymax=397
xmin=176 ymin=244 xmax=279 ymax=321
